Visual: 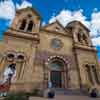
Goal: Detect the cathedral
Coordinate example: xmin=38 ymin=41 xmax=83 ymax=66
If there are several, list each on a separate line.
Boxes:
xmin=0 ymin=7 xmax=100 ymax=92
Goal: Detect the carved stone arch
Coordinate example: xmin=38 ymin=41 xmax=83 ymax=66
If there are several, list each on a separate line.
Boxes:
xmin=47 ymin=55 xmax=68 ymax=70
xmin=16 ymin=52 xmax=26 ymax=63
xmin=77 ymin=29 xmax=89 ymax=45
xmin=10 ymin=7 xmax=41 ymax=35
xmin=16 ymin=12 xmax=35 ymax=32
xmin=0 ymin=51 xmax=16 ymax=80
xmin=44 ymin=55 xmax=68 ymax=88
xmin=5 ymin=51 xmax=16 ymax=62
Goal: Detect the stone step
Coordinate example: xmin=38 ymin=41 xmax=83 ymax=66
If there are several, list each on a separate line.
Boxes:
xmin=55 ymin=88 xmax=85 ymax=96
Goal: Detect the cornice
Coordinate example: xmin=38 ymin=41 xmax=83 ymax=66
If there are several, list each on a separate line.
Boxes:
xmin=4 ymin=28 xmax=40 ymax=42
xmin=73 ymin=44 xmax=97 ymax=52
xmin=40 ymin=28 xmax=73 ymax=38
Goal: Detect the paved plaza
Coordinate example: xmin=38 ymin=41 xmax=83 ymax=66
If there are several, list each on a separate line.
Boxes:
xmin=29 ymin=95 xmax=100 ymax=100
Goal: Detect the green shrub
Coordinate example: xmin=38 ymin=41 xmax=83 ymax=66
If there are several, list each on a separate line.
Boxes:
xmin=4 ymin=92 xmax=29 ymax=100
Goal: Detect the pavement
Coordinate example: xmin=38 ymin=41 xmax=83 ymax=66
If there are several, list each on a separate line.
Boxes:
xmin=29 ymin=95 xmax=100 ymax=100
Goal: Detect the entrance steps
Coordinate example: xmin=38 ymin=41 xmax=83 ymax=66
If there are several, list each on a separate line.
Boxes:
xmin=55 ymin=88 xmax=85 ymax=96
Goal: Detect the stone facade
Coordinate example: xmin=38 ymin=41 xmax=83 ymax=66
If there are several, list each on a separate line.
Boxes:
xmin=0 ymin=7 xmax=100 ymax=92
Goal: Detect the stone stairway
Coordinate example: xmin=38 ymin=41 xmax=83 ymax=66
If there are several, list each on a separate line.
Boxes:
xmin=55 ymin=88 xmax=86 ymax=96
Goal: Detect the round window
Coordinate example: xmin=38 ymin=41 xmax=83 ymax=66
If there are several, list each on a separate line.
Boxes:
xmin=51 ymin=38 xmax=63 ymax=50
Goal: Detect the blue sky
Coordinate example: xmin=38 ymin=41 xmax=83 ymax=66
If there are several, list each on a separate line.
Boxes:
xmin=12 ymin=0 xmax=100 ymax=22
xmin=0 ymin=0 xmax=100 ymax=60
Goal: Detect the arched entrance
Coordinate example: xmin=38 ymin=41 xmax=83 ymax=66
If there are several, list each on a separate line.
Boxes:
xmin=49 ymin=57 xmax=67 ymax=88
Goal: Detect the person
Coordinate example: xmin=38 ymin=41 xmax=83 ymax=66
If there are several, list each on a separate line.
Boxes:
xmin=0 ymin=63 xmax=16 ymax=97
xmin=47 ymin=81 xmax=55 ymax=98
xmin=3 ymin=63 xmax=16 ymax=83
xmin=48 ymin=81 xmax=52 ymax=89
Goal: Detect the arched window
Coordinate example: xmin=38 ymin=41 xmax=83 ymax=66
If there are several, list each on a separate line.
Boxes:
xmin=17 ymin=54 xmax=25 ymax=62
xmin=50 ymin=60 xmax=63 ymax=70
xmin=85 ymin=64 xmax=100 ymax=85
xmin=19 ymin=19 xmax=27 ymax=30
xmin=7 ymin=53 xmax=15 ymax=62
xmin=17 ymin=55 xmax=24 ymax=60
xmin=7 ymin=54 xmax=14 ymax=58
xmin=49 ymin=57 xmax=65 ymax=71
xmin=77 ymin=33 xmax=82 ymax=42
xmin=83 ymin=34 xmax=88 ymax=45
xmin=27 ymin=20 xmax=34 ymax=32
xmin=77 ymin=31 xmax=88 ymax=45
xmin=85 ymin=64 xmax=94 ymax=84
xmin=92 ymin=65 xmax=99 ymax=84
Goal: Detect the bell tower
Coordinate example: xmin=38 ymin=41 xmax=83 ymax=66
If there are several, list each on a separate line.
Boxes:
xmin=0 ymin=7 xmax=42 ymax=91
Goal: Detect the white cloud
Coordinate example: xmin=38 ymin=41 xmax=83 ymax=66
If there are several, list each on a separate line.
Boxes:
xmin=90 ymin=11 xmax=100 ymax=37
xmin=0 ymin=0 xmax=32 ymax=25
xmin=42 ymin=21 xmax=46 ymax=26
xmin=0 ymin=0 xmax=32 ymax=20
xmin=16 ymin=0 xmax=32 ymax=10
xmin=49 ymin=9 xmax=90 ymax=28
xmin=92 ymin=37 xmax=100 ymax=46
xmin=0 ymin=0 xmax=15 ymax=20
xmin=49 ymin=9 xmax=100 ymax=46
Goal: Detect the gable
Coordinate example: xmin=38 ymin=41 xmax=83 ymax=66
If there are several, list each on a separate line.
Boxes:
xmin=16 ymin=7 xmax=41 ymax=20
xmin=66 ymin=21 xmax=90 ymax=33
xmin=11 ymin=7 xmax=41 ymax=31
xmin=44 ymin=21 xmax=69 ymax=35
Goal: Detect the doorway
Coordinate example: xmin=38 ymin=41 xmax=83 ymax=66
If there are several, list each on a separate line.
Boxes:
xmin=49 ymin=57 xmax=66 ymax=88
xmin=51 ymin=71 xmax=62 ymax=88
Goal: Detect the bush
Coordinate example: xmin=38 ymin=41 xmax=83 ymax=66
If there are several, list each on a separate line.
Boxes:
xmin=4 ymin=92 xmax=29 ymax=100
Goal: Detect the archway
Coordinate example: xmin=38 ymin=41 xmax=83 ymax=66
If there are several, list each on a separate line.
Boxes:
xmin=48 ymin=57 xmax=67 ymax=88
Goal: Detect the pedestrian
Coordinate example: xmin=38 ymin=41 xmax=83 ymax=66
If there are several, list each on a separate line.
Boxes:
xmin=48 ymin=81 xmax=52 ymax=89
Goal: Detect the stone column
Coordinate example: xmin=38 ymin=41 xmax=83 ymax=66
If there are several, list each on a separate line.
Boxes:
xmin=16 ymin=62 xmax=24 ymax=81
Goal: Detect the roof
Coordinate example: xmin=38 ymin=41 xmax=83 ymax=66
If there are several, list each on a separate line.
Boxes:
xmin=66 ymin=20 xmax=90 ymax=32
xmin=43 ymin=20 xmax=69 ymax=33
xmin=16 ymin=7 xmax=42 ymax=19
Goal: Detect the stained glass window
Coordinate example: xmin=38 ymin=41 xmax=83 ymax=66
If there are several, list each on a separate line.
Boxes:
xmin=51 ymin=38 xmax=62 ymax=49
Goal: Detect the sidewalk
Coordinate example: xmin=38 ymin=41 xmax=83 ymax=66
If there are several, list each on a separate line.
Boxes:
xmin=29 ymin=95 xmax=100 ymax=100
